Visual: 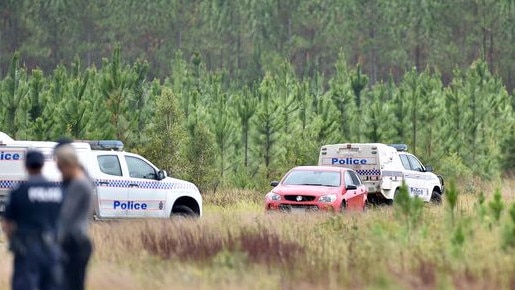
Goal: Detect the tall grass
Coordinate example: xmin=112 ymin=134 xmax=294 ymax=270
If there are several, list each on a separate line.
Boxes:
xmin=1 ymin=185 xmax=515 ymax=289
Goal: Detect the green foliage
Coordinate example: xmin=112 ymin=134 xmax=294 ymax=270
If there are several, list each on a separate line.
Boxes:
xmin=395 ymin=183 xmax=424 ymax=243
xmin=183 ymin=123 xmax=217 ymax=193
xmin=446 ymin=181 xmax=458 ymax=226
xmin=135 ymin=88 xmax=188 ymax=178
xmin=488 ymin=190 xmax=505 ymax=223
xmin=502 ymin=204 xmax=515 ymax=250
xmin=0 ymin=49 xmax=513 ymax=190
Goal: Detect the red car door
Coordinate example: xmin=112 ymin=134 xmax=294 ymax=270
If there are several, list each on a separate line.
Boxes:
xmin=344 ymin=170 xmax=367 ymax=210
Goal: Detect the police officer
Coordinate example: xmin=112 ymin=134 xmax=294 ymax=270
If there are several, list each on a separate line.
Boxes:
xmin=1 ymin=150 xmax=63 ymax=290
xmin=54 ymin=142 xmax=94 ymax=290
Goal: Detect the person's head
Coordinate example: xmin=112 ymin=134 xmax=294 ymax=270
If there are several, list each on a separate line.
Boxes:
xmin=25 ymin=150 xmax=45 ymax=175
xmin=54 ymin=144 xmax=81 ymax=181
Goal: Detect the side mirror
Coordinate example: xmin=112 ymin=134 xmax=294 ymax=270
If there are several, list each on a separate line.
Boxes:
xmin=346 ymin=184 xmax=358 ymax=190
xmin=270 ymin=181 xmax=279 ymax=187
xmin=425 ymin=166 xmax=433 ymax=172
xmin=157 ymin=170 xmax=167 ymax=180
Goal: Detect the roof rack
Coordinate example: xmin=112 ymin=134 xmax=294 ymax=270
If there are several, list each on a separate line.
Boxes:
xmin=77 ymin=140 xmax=124 ymax=151
xmin=389 ymin=144 xmax=408 ymax=152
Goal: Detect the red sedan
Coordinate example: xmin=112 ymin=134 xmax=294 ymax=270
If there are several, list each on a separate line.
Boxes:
xmin=265 ymin=166 xmax=368 ymax=213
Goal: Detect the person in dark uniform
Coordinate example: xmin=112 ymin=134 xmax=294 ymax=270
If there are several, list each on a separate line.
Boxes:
xmin=54 ymin=142 xmax=94 ymax=290
xmin=1 ymin=150 xmax=63 ymax=290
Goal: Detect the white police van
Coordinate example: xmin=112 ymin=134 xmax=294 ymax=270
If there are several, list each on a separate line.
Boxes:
xmin=0 ymin=133 xmax=202 ymax=218
xmin=318 ymin=143 xmax=444 ymax=204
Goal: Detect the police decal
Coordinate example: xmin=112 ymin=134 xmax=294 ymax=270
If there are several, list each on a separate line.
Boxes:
xmin=409 ymin=187 xmax=426 ymax=197
xmin=113 ymin=200 xmax=148 ymax=210
xmin=28 ymin=187 xmax=63 ymax=202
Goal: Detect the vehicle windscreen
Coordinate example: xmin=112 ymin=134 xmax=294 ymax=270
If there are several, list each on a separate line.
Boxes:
xmin=283 ymin=170 xmax=341 ymax=187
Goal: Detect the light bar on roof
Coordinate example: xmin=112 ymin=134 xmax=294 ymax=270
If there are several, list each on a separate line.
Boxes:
xmin=389 ymin=144 xmax=408 ymax=152
xmin=80 ymin=140 xmax=124 ymax=151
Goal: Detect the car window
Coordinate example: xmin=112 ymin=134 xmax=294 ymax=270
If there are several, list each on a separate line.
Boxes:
xmin=125 ymin=156 xmax=157 ymax=179
xmin=98 ymin=155 xmax=122 ymax=176
xmin=407 ymin=155 xmax=424 ymax=172
xmin=399 ymin=154 xmax=411 ymax=170
xmin=348 ymin=171 xmax=362 ymax=185
xmin=344 ymin=172 xmax=355 ymax=186
xmin=283 ymin=170 xmax=340 ymax=187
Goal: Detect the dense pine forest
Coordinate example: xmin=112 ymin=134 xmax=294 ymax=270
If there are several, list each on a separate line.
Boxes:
xmin=0 ymin=0 xmax=514 ymax=191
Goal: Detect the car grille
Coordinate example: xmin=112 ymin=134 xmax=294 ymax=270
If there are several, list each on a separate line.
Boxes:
xmin=283 ymin=195 xmax=316 ymax=202
xmin=279 ymin=204 xmax=319 ymax=212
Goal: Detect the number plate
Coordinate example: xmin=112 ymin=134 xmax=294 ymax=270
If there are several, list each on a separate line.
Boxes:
xmin=290 ymin=207 xmax=307 ymax=214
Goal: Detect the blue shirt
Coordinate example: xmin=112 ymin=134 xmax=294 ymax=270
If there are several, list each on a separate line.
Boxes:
xmin=4 ymin=175 xmax=63 ymax=235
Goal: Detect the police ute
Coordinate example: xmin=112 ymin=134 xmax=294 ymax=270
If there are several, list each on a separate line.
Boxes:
xmin=0 ymin=133 xmax=202 ymax=218
xmin=318 ymin=143 xmax=444 ymax=204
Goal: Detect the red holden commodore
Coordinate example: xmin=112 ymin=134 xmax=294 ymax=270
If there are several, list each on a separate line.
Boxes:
xmin=265 ymin=166 xmax=368 ymax=213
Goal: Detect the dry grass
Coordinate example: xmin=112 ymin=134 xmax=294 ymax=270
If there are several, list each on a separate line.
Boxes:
xmin=1 ymin=185 xmax=515 ymax=290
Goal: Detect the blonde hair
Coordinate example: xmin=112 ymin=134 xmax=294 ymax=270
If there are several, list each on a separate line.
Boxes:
xmin=54 ymin=144 xmax=79 ymax=166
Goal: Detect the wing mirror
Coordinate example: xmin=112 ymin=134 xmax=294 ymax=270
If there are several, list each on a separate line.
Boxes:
xmin=157 ymin=170 xmax=168 ymax=180
xmin=270 ymin=181 xmax=279 ymax=187
xmin=425 ymin=166 xmax=433 ymax=172
xmin=346 ymin=185 xmax=358 ymax=190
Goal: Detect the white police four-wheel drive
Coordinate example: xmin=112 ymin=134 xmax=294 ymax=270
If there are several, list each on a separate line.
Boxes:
xmin=318 ymin=143 xmax=444 ymax=204
xmin=0 ymin=133 xmax=202 ymax=218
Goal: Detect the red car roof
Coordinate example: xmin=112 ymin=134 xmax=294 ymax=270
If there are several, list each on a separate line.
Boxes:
xmin=290 ymin=166 xmax=351 ymax=172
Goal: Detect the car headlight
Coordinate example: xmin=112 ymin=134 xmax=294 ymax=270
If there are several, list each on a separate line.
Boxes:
xmin=266 ymin=192 xmax=281 ymax=201
xmin=319 ymin=194 xmax=337 ymax=203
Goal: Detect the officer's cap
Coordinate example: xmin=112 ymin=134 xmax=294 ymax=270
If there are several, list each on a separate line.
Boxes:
xmin=25 ymin=150 xmax=45 ymax=168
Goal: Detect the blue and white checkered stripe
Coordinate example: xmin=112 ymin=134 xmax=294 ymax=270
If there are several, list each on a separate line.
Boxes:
xmin=355 ymin=169 xmax=381 ymax=176
xmin=0 ymin=179 xmax=195 ymax=191
xmin=0 ymin=180 xmax=23 ymax=188
xmin=94 ymin=179 xmax=196 ymax=190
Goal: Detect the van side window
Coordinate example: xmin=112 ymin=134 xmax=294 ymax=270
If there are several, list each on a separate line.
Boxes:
xmin=407 ymin=155 xmax=424 ymax=172
xmin=399 ymin=154 xmax=411 ymax=170
xmin=349 ymin=171 xmax=362 ymax=185
xmin=125 ymin=156 xmax=157 ymax=179
xmin=97 ymin=155 xmax=122 ymax=176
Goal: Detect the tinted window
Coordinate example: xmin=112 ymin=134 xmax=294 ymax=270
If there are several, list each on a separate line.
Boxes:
xmin=348 ymin=171 xmax=362 ymax=185
xmin=399 ymin=154 xmax=411 ymax=170
xmin=98 ymin=155 xmax=122 ymax=176
xmin=283 ymin=170 xmax=340 ymax=187
xmin=407 ymin=155 xmax=424 ymax=172
xmin=344 ymin=172 xmax=355 ymax=186
xmin=125 ymin=156 xmax=156 ymax=179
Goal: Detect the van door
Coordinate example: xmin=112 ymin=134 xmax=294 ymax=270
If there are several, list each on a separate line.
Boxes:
xmin=95 ymin=154 xmax=128 ymax=218
xmin=123 ymin=155 xmax=167 ymax=218
xmin=399 ymin=154 xmax=431 ymax=201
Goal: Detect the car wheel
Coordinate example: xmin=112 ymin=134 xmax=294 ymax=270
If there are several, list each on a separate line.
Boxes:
xmin=340 ymin=200 xmax=346 ymax=213
xmin=386 ymin=189 xmax=399 ymax=206
xmin=430 ymin=190 xmax=442 ymax=205
xmin=171 ymin=205 xmax=197 ymax=218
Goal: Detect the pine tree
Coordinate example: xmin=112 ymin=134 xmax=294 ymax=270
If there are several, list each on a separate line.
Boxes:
xmin=252 ymin=73 xmax=284 ymax=176
xmin=0 ymin=53 xmax=29 ymax=137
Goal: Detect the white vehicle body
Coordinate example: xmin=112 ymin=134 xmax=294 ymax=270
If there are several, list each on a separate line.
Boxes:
xmin=0 ymin=135 xmax=202 ymax=218
xmin=318 ymin=143 xmax=443 ymax=203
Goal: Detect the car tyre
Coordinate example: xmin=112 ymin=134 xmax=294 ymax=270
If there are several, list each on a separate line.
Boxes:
xmin=340 ymin=200 xmax=346 ymax=213
xmin=171 ymin=205 xmax=198 ymax=218
xmin=386 ymin=189 xmax=400 ymax=206
xmin=430 ymin=190 xmax=442 ymax=205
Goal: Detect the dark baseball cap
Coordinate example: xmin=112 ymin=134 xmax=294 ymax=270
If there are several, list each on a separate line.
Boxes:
xmin=25 ymin=150 xmax=45 ymax=168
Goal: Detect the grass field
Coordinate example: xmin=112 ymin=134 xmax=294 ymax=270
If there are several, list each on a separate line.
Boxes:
xmin=2 ymin=180 xmax=515 ymax=290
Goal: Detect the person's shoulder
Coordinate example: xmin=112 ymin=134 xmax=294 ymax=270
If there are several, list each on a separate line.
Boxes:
xmin=70 ymin=177 xmax=95 ymax=192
